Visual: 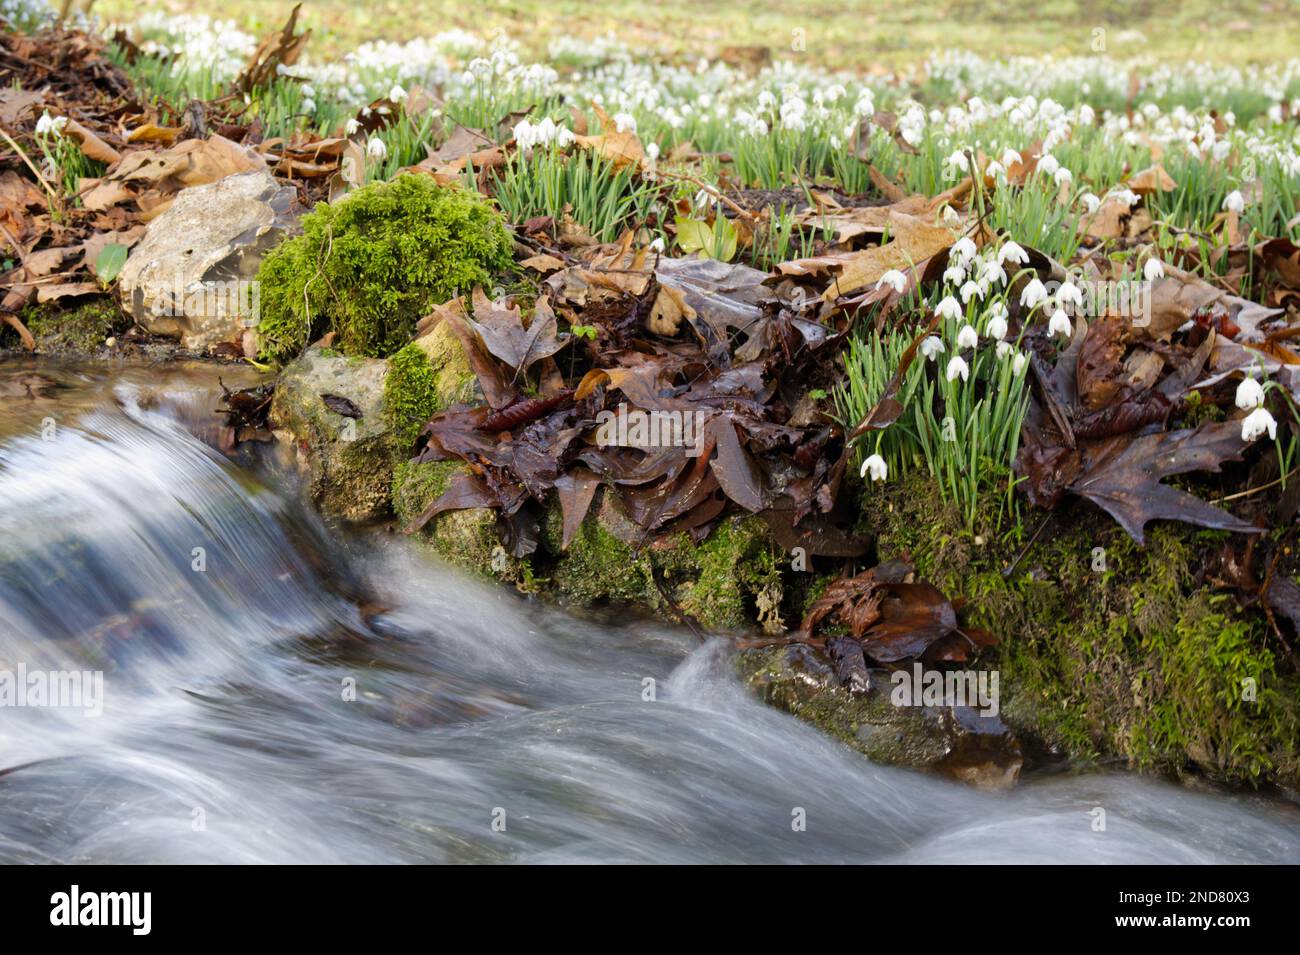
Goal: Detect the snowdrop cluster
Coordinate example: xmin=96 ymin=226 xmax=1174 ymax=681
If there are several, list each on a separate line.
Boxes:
xmin=1236 ymin=376 xmax=1278 ymax=443
xmin=512 ymin=116 xmax=576 ymax=153
xmin=129 ymin=13 xmax=258 ymax=84
xmin=94 ymin=17 xmax=1300 ymax=193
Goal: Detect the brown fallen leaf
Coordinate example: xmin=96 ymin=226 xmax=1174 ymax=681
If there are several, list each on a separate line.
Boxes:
xmin=1068 ymin=419 xmax=1264 ymax=543
xmin=575 ymin=103 xmax=645 ymax=171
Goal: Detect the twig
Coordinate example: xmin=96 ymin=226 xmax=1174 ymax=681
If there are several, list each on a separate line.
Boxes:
xmin=1002 ymin=510 xmax=1053 ymax=578
xmin=0 ymin=126 xmax=60 ymax=209
xmin=1210 ymin=466 xmax=1300 ymax=504
xmin=654 ymin=167 xmax=757 ymax=223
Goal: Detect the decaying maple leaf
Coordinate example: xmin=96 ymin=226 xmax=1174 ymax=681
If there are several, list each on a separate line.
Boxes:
xmin=1067 ymin=419 xmax=1263 ymax=544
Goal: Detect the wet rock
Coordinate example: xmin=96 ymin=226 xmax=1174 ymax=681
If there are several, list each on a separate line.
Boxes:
xmin=738 ymin=644 xmax=1023 ymax=789
xmin=270 ymin=347 xmax=394 ymax=522
xmin=119 ymin=170 xmax=301 ymax=353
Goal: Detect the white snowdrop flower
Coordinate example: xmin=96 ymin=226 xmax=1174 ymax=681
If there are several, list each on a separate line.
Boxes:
xmin=960 ymin=280 xmax=984 ymax=304
xmin=757 ymin=89 xmax=777 ymax=111
xmin=302 ymin=97 xmax=316 ymax=113
xmin=648 ymin=236 xmax=666 ymax=253
xmin=1020 ymin=277 xmax=1049 ymax=309
xmin=1112 ymin=188 xmax=1141 ymax=208
xmin=996 ymin=340 xmax=1014 ymax=359
xmin=646 ymin=142 xmax=660 ymax=161
xmin=1048 ymin=308 xmax=1073 ymax=339
xmin=1000 ymin=147 xmax=1021 ymax=167
xmin=1223 ymin=190 xmax=1245 ymax=213
xmin=34 ymin=112 xmax=65 ymax=137
xmin=1053 ymin=166 xmax=1073 ymax=187
xmin=943 ymin=263 xmax=966 ymax=285
xmin=942 ymin=205 xmax=961 ymax=226
xmin=943 ymin=149 xmax=969 ymax=178
xmin=946 ymin=355 xmax=970 ymax=383
xmin=951 ymin=236 xmax=978 ymax=263
xmin=512 ymin=119 xmax=535 ymax=150
xmin=555 ymin=126 xmax=575 ymax=148
xmin=919 ymin=336 xmax=946 ymax=361
xmin=1081 ymin=192 xmax=1101 ymax=213
xmin=1037 ymin=153 xmax=1060 ymax=177
xmin=1056 ymin=281 xmax=1084 ymax=308
xmin=956 ymin=324 xmax=979 ymax=349
xmin=1011 ymin=351 xmax=1029 ymax=375
xmin=984 ymin=160 xmax=1005 ymax=181
xmin=613 ymin=112 xmax=637 ymax=133
xmin=344 ymin=117 xmax=360 ymax=136
xmin=1241 ymin=406 xmax=1277 ymax=442
xmin=1212 ymin=140 xmax=1232 ymax=162
xmin=980 ymin=259 xmax=1008 ymax=286
xmin=366 ymin=137 xmax=387 ymax=161
xmin=1235 ymin=376 xmax=1265 ymax=410
xmin=876 ymin=269 xmax=907 ymax=294
xmin=388 ymin=83 xmax=407 ymax=102
xmin=999 ymin=241 xmax=1029 ymax=266
xmin=861 ymin=454 xmax=888 ymax=482
xmin=1078 ymin=104 xmax=1095 ymax=126
xmin=1143 ymin=257 xmax=1165 ymax=281
xmin=986 ymin=311 xmax=1009 ymax=341
xmin=936 ymin=295 xmax=963 ymax=320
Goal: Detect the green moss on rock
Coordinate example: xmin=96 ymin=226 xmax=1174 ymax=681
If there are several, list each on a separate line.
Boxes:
xmin=391 ymin=458 xmax=530 ymax=584
xmin=11 ymin=298 xmax=129 ymax=355
xmin=269 ymin=348 xmax=395 ymax=522
xmin=384 ymin=344 xmax=439 ymax=449
xmin=255 ymin=175 xmax=513 ymax=364
xmin=541 ymin=492 xmax=785 ymax=632
xmin=863 ymin=472 xmax=1300 ymax=790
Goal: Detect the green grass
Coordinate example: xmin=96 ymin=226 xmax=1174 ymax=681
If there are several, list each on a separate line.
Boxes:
xmin=96 ymin=0 xmax=1300 ymax=69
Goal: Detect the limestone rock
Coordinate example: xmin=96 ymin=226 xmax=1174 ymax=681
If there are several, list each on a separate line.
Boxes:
xmin=119 ymin=170 xmax=301 ymax=353
xmin=270 ymin=347 xmax=394 ymax=522
xmin=738 ymin=644 xmax=1023 ymax=789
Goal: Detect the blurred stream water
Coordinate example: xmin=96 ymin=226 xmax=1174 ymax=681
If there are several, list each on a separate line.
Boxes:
xmin=0 ymin=361 xmax=1296 ymax=863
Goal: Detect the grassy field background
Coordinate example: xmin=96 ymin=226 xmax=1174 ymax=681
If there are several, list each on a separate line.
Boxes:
xmin=96 ymin=0 xmax=1300 ymax=68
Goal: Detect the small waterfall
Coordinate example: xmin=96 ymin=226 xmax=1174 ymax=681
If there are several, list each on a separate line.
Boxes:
xmin=1 ymin=361 xmax=1296 ymax=863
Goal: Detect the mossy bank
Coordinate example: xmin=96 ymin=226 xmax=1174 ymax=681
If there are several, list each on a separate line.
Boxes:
xmin=272 ymin=329 xmax=1300 ymax=794
xmin=853 ymin=473 xmax=1300 ymax=794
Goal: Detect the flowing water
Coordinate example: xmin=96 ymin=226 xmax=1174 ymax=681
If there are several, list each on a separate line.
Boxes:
xmin=0 ymin=360 xmax=1296 ymax=864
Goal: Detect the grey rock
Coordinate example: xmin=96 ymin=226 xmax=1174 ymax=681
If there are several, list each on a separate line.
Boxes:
xmin=738 ymin=644 xmax=1023 ymax=789
xmin=119 ymin=170 xmax=300 ymax=353
xmin=270 ymin=347 xmax=394 ymax=522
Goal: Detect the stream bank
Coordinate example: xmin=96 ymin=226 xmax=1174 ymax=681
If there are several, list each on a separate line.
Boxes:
xmin=256 ymin=321 xmax=1300 ymax=797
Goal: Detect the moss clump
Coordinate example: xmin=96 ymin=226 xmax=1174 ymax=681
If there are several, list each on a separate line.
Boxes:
xmin=11 ymin=298 xmax=128 ymax=355
xmin=392 ymin=458 xmax=533 ymax=585
xmin=543 ymin=497 xmax=785 ymax=632
xmin=862 ymin=472 xmax=1300 ymax=789
xmin=677 ymin=516 xmax=784 ymax=632
xmin=384 ymin=344 xmax=440 ymax=449
xmin=392 ymin=458 xmax=461 ymax=525
xmin=545 ymin=502 xmax=653 ymax=606
xmin=413 ymin=320 xmax=479 ymax=408
xmin=255 ymin=175 xmax=513 ymax=364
